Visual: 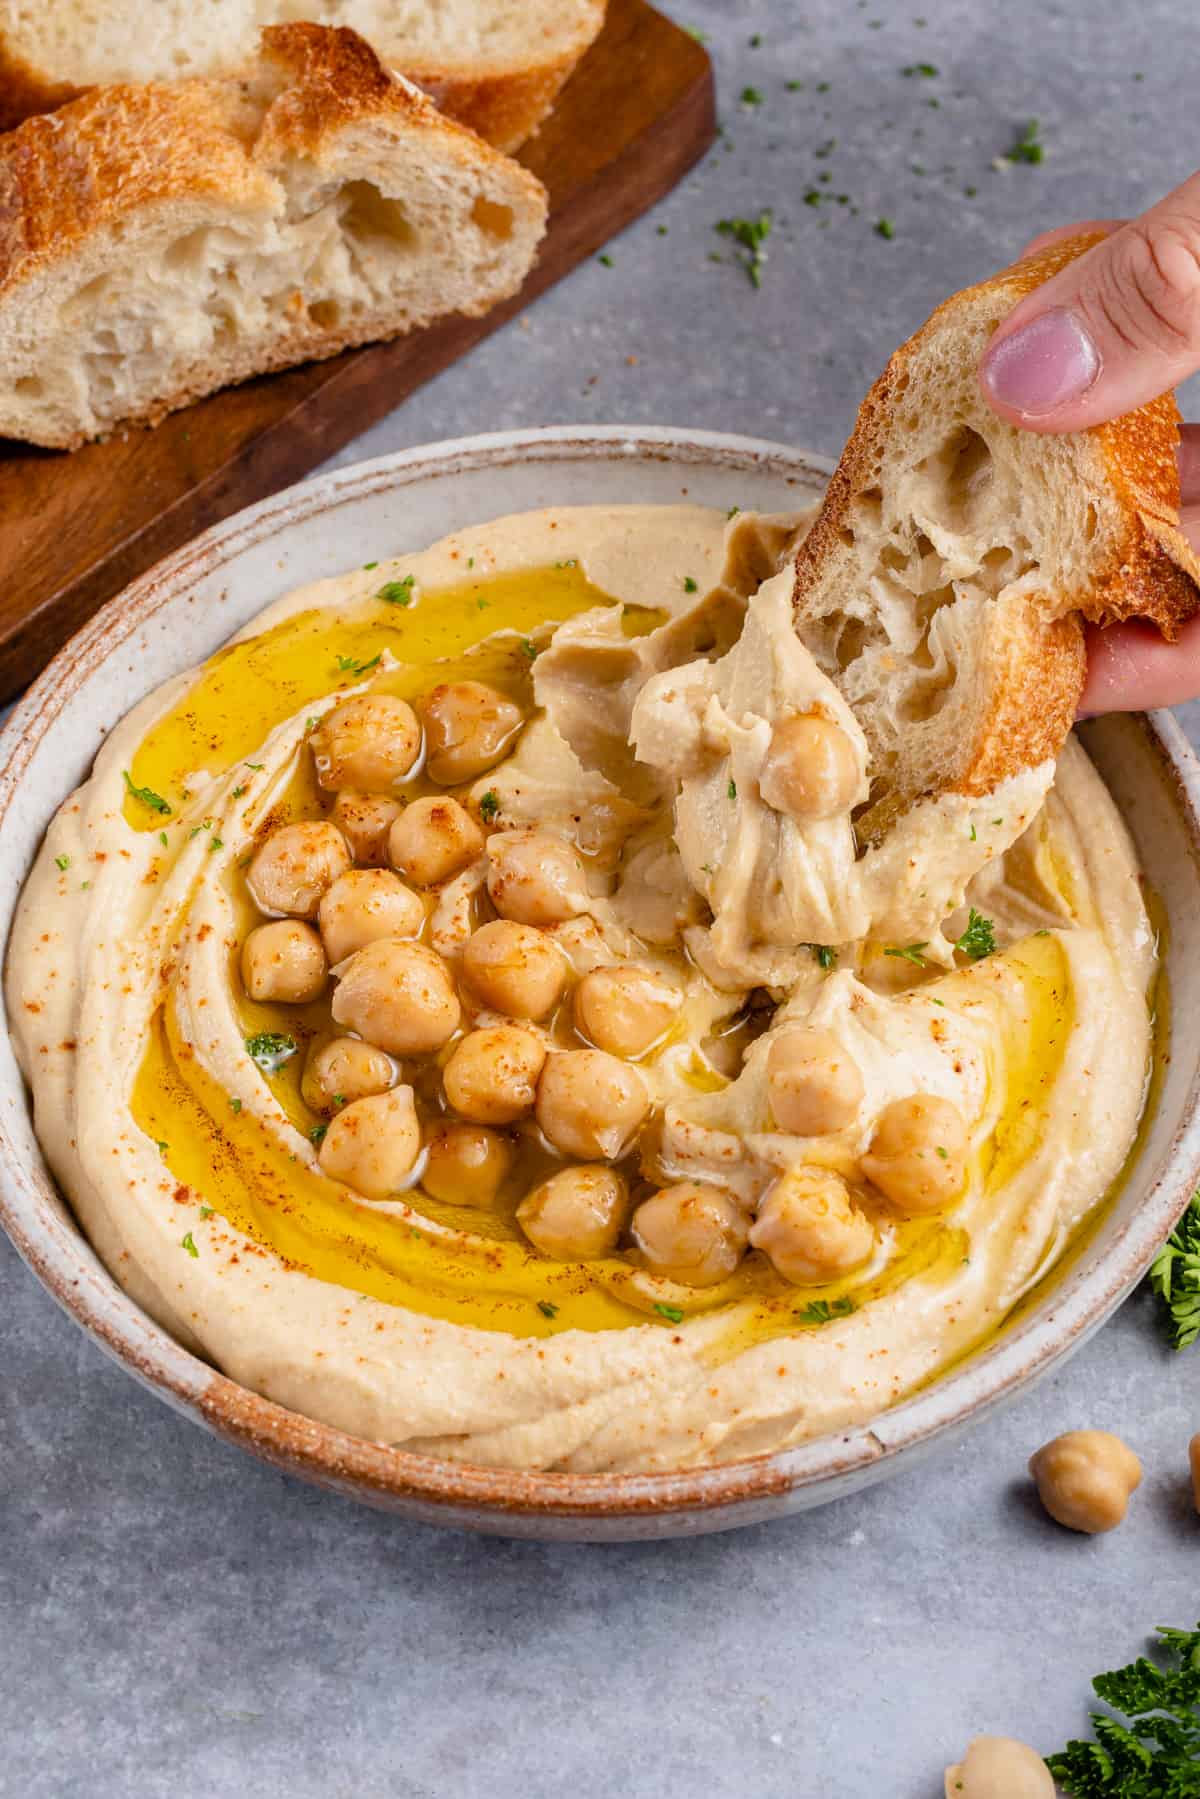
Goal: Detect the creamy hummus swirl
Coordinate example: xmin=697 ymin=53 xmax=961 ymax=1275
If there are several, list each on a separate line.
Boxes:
xmin=7 ymin=505 xmax=1157 ymax=1473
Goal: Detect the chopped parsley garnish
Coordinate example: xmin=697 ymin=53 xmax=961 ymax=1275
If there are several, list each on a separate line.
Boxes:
xmin=309 ymin=1124 xmax=328 ymax=1145
xmin=377 ymin=575 xmax=415 ymax=606
xmin=884 ymin=942 xmax=928 ymax=966
xmin=305 ymin=717 xmax=318 ymax=733
xmin=740 ymin=85 xmax=764 ymax=105
xmin=122 ymin=771 xmax=172 ymax=815
xmin=181 ymin=1231 xmax=198 ymax=1258
xmin=598 ymin=253 xmax=614 ymax=267
xmin=785 ymin=79 xmax=803 ymax=91
xmin=553 ymin=559 xmax=578 ymax=570
xmin=683 ymin=575 xmax=699 ymax=593
xmin=654 ymin=1302 xmax=685 ymax=1325
xmin=333 ymin=1093 xmax=346 ymax=1108
xmin=1006 ymin=118 xmax=1044 ymax=164
xmin=476 ymin=597 xmax=490 ymax=611
xmin=336 ymin=651 xmax=382 ymax=677
xmin=727 ymin=504 xmax=740 ymax=517
xmin=245 ymin=1031 xmax=298 ymax=1073
xmin=199 ymin=1205 xmax=214 ymax=1219
xmin=953 ymin=908 xmax=996 ymax=960
xmin=245 ymin=762 xmax=264 ymax=772
xmin=1046 ymin=1623 xmax=1200 ymax=1794
xmin=362 ymin=561 xmax=378 ymax=571
xmin=902 ymin=61 xmax=939 ymax=75
xmin=230 ymin=1097 xmax=242 ymax=1114
xmin=810 ymin=944 xmax=837 ymax=972
xmin=479 ymin=790 xmax=500 ymax=824
xmin=715 ymin=210 xmax=772 ymax=287
xmin=797 ymin=1297 xmax=856 ymax=1325
xmin=54 ymin=854 xmax=70 ymax=871
xmin=727 ymin=778 xmax=737 ymax=800
xmin=155 ymin=1139 xmax=169 ymax=1157
xmin=968 ymin=823 xmax=977 ymax=841
xmin=935 ymin=1145 xmax=949 ymax=1160
xmin=1149 ymin=1191 xmax=1200 ymax=1349
xmin=159 ymin=832 xmax=169 ymax=847
xmin=875 ymin=217 xmax=896 ymax=240
xmin=232 ymin=785 xmax=246 ymax=799
xmin=209 ymin=837 xmax=223 ymax=853
xmin=536 ymin=1300 xmax=559 ymax=1320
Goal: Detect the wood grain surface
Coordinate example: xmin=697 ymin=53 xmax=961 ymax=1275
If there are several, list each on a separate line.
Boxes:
xmin=0 ymin=0 xmax=714 ymax=703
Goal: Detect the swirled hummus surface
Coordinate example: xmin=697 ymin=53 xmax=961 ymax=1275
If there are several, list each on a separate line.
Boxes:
xmin=7 ymin=504 xmax=1157 ymax=1472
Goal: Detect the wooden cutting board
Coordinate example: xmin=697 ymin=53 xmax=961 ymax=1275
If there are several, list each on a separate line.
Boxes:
xmin=0 ymin=0 xmax=713 ymax=704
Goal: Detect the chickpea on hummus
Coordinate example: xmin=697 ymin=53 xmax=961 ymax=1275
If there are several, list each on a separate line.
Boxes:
xmin=7 ymin=505 xmax=1157 ymax=1473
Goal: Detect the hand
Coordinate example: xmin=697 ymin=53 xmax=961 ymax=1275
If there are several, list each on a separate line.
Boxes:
xmin=977 ymin=175 xmax=1200 ymax=714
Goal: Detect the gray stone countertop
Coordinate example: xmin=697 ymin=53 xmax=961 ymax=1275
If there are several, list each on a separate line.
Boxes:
xmin=4 ymin=3 xmax=1200 ymax=1794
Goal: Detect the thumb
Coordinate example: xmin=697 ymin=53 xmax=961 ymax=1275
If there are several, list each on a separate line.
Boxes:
xmin=979 ymin=172 xmax=1200 ymax=431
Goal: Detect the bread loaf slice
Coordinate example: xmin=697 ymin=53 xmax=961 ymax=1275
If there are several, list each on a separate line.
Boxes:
xmin=0 ymin=24 xmax=548 ymax=449
xmin=0 ymin=0 xmax=606 ymax=149
xmin=791 ymin=232 xmax=1200 ymax=838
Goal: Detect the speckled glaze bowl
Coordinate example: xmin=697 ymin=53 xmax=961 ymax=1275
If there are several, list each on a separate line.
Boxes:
xmin=2 ymin=427 xmax=1199 ymax=1540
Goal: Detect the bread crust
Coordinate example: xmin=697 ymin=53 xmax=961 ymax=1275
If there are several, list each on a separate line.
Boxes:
xmin=0 ymin=3 xmax=606 ymax=148
xmin=793 ymin=231 xmax=1200 ymax=800
xmin=0 ymin=23 xmax=548 ymax=448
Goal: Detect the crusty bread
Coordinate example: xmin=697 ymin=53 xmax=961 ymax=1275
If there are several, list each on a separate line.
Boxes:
xmin=0 ymin=24 xmax=548 ymax=450
xmin=0 ymin=0 xmax=606 ymax=149
xmin=792 ymin=232 xmax=1200 ymax=834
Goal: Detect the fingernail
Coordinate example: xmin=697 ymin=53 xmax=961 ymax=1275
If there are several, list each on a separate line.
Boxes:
xmin=980 ymin=307 xmax=1101 ymax=417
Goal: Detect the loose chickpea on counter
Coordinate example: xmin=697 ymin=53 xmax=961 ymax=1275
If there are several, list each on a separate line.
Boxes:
xmin=944 ymin=1736 xmax=1055 ymax=1798
xmin=422 ymin=681 xmax=523 ymax=784
xmin=310 ymin=695 xmax=421 ymax=792
xmin=389 ymin=796 xmax=484 ymax=887
xmin=1028 ymin=1429 xmax=1142 ymax=1533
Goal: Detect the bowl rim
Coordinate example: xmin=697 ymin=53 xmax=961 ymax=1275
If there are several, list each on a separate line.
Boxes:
xmin=2 ymin=422 xmax=1199 ymax=1527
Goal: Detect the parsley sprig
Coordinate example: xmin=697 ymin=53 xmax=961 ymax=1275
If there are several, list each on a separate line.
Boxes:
xmin=715 ymin=211 xmax=772 ymax=288
xmin=122 ymin=771 xmax=172 ymax=815
xmin=953 ymin=909 xmax=997 ymax=960
xmin=1046 ymin=1623 xmax=1200 ymax=1795
xmin=885 ymin=942 xmax=929 ymax=967
xmin=1149 ymin=1192 xmax=1200 ymax=1349
xmin=245 ymin=1031 xmax=298 ymax=1073
xmin=797 ymin=1297 xmax=856 ymax=1325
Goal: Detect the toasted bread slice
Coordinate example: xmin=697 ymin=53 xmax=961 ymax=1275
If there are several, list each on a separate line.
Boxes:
xmin=0 ymin=24 xmax=548 ymax=449
xmin=0 ymin=0 xmax=606 ymax=149
xmin=792 ymin=232 xmax=1200 ymax=833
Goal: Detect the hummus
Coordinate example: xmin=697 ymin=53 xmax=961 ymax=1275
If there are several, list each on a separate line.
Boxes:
xmin=7 ymin=504 xmax=1157 ymax=1473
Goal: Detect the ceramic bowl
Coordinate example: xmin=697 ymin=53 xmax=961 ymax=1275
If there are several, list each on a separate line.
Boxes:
xmin=2 ymin=426 xmax=1199 ymax=1541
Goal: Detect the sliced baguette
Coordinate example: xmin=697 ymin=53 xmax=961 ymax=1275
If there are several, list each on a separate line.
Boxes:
xmin=792 ymin=232 xmax=1200 ymax=834
xmin=0 ymin=0 xmax=607 ymax=149
xmin=0 ymin=24 xmax=548 ymax=449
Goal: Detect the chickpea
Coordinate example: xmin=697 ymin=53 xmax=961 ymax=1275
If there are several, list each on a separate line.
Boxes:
xmin=1028 ymin=1430 xmax=1142 ymax=1534
xmin=944 ymin=1737 xmax=1055 ymax=1799
xmin=331 ymin=790 xmax=401 ymax=866
xmin=861 ymin=1094 xmax=969 ymax=1215
xmin=247 ymin=821 xmax=351 ymax=919
xmin=309 ymin=695 xmax=421 ymax=793
xmin=422 ymin=1122 xmax=514 ymax=1207
xmin=331 ymin=939 xmax=460 ymax=1056
xmin=630 ymin=1182 xmax=749 ymax=1287
xmin=574 ymin=964 xmax=678 ymax=1059
xmin=748 ymin=1166 xmax=874 ymax=1286
xmin=422 ymin=681 xmax=523 ymax=785
xmin=318 ymin=868 xmax=423 ymax=965
xmin=487 ymin=829 xmax=589 ymax=927
xmin=766 ymin=1027 xmax=865 ymax=1135
xmin=518 ymin=1166 xmax=630 ymax=1260
xmin=388 ymin=796 xmax=484 ymax=888
xmin=317 ymin=1085 xmax=421 ymax=1201
xmin=302 ymin=1037 xmax=396 ymax=1112
xmin=462 ymin=920 xmax=567 ymax=1020
xmin=443 ymin=1025 xmax=546 ymax=1124
xmin=535 ymin=1049 xmax=649 ymax=1160
xmin=758 ymin=712 xmax=860 ymax=820
xmin=240 ymin=920 xmax=328 ymax=1004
